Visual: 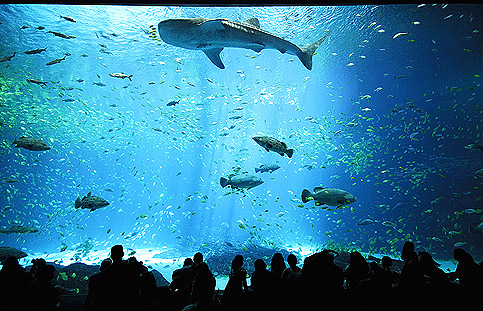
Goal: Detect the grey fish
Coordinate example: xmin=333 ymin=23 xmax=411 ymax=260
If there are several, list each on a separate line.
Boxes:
xmin=357 ymin=219 xmax=377 ymax=226
xmin=75 ymin=191 xmax=109 ymax=211
xmin=255 ymin=164 xmax=281 ymax=173
xmin=0 ymin=247 xmax=27 ymax=263
xmin=93 ymin=81 xmax=106 ymax=87
xmin=24 ymin=48 xmax=46 ymax=54
xmin=109 ymin=72 xmax=133 ymax=81
xmin=12 ymin=136 xmax=50 ymax=151
xmin=60 ymin=15 xmax=76 ymax=22
xmin=167 ymin=100 xmax=180 ymax=106
xmin=46 ymin=55 xmax=67 ymax=65
xmin=253 ymin=136 xmax=293 ymax=158
xmin=26 ymin=78 xmax=47 ymax=86
xmin=0 ymin=225 xmax=39 ymax=234
xmin=301 ymin=187 xmax=357 ymax=207
xmin=48 ymin=30 xmax=75 ymax=39
xmin=0 ymin=52 xmax=16 ymax=62
xmin=220 ymin=174 xmax=263 ymax=189
xmin=157 ymin=17 xmax=329 ymax=70
xmin=469 ymin=221 xmax=483 ymax=234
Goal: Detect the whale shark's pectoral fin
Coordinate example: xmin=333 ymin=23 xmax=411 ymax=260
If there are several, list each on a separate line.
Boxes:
xmin=251 ymin=42 xmax=265 ymax=53
xmin=200 ymin=19 xmax=226 ymax=31
xmin=203 ymin=48 xmax=225 ymax=69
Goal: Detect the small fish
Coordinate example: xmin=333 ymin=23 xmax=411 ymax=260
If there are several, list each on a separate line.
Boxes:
xmin=24 ymin=48 xmax=46 ymax=54
xmin=48 ymin=31 xmax=75 ymax=39
xmin=0 ymin=52 xmax=16 ymax=62
xmin=93 ymin=82 xmax=106 ymax=87
xmin=76 ymin=79 xmax=84 ymax=82
xmin=104 ymin=188 xmax=114 ymax=192
xmin=109 ymin=72 xmax=133 ymax=81
xmin=26 ymin=79 xmax=47 ymax=86
xmin=60 ymin=15 xmax=76 ymax=22
xmin=20 ymin=25 xmax=29 ymax=29
xmin=357 ymin=219 xmax=376 ymax=226
xmin=393 ymin=32 xmax=409 ymax=39
xmin=46 ymin=55 xmax=67 ymax=65
xmin=36 ymin=26 xmax=45 ymax=30
xmin=167 ymin=100 xmax=180 ymax=106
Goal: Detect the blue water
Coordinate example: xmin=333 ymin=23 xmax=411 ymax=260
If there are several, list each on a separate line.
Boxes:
xmin=0 ymin=4 xmax=482 ymax=263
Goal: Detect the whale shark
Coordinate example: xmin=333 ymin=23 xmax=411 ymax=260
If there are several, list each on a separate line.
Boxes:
xmin=157 ymin=17 xmax=329 ymax=70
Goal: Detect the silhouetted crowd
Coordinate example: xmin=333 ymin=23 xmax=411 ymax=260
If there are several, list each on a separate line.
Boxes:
xmin=1 ymin=241 xmax=482 ymax=311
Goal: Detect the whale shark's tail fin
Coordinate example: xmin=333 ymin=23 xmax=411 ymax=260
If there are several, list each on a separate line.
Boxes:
xmin=298 ymin=30 xmax=330 ymax=70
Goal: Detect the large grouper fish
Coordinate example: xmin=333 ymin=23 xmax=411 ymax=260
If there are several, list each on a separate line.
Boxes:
xmin=75 ymin=191 xmax=109 ymax=212
xmin=157 ymin=17 xmax=330 ymax=70
xmin=12 ymin=136 xmax=50 ymax=151
xmin=220 ymin=174 xmax=264 ymax=190
xmin=302 ymin=187 xmax=357 ymax=208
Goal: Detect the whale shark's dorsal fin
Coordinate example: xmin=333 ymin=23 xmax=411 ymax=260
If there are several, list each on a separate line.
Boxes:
xmin=243 ymin=17 xmax=260 ymax=29
xmin=199 ymin=19 xmax=226 ymax=31
xmin=203 ymin=48 xmax=225 ymax=69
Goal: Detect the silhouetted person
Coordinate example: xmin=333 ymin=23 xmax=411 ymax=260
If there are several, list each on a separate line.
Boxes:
xmin=281 ymin=253 xmax=302 ymax=288
xmin=223 ymin=254 xmax=248 ymax=310
xmin=251 ymin=258 xmax=283 ymax=309
xmin=98 ymin=245 xmax=140 ymax=310
xmin=449 ymin=248 xmax=483 ymax=294
xmin=190 ymin=262 xmax=216 ymax=311
xmin=138 ymin=270 xmax=172 ymax=310
xmin=418 ymin=251 xmax=450 ymax=295
xmin=381 ymin=255 xmax=398 ymax=288
xmin=30 ymin=264 xmax=60 ymax=311
xmin=344 ymin=251 xmax=370 ymax=293
xmin=269 ymin=252 xmax=286 ymax=279
xmin=398 ymin=241 xmax=424 ymax=301
xmin=300 ymin=250 xmax=344 ymax=308
xmin=84 ymin=258 xmax=112 ymax=311
xmin=0 ymin=255 xmax=33 ymax=310
xmin=193 ymin=252 xmax=203 ymax=267
xmin=170 ymin=257 xmax=195 ymax=308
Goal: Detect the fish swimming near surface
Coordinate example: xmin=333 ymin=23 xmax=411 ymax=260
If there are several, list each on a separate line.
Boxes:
xmin=46 ymin=55 xmax=67 ymax=65
xmin=75 ymin=191 xmax=110 ymax=211
xmin=0 ymin=52 xmax=16 ymax=62
xmin=167 ymin=100 xmax=180 ymax=106
xmin=220 ymin=174 xmax=263 ymax=189
xmin=48 ymin=30 xmax=75 ymax=39
xmin=109 ymin=72 xmax=133 ymax=81
xmin=60 ymin=15 xmax=76 ymax=22
xmin=253 ymin=136 xmax=294 ymax=158
xmin=157 ymin=17 xmax=329 ymax=70
xmin=26 ymin=78 xmax=47 ymax=86
xmin=301 ymin=187 xmax=357 ymax=207
xmin=24 ymin=48 xmax=46 ymax=54
xmin=255 ymin=164 xmax=281 ymax=173
xmin=0 ymin=247 xmax=27 ymax=263
xmin=12 ymin=136 xmax=50 ymax=151
xmin=0 ymin=225 xmax=39 ymax=234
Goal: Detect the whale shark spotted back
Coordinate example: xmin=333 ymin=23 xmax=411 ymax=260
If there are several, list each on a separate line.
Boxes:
xmin=157 ymin=17 xmax=329 ymax=70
